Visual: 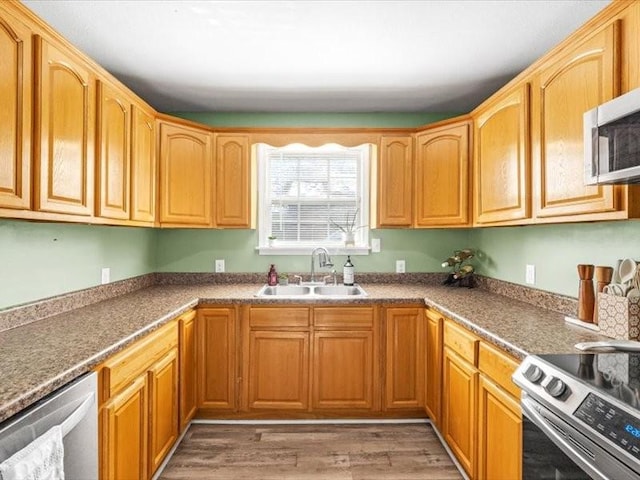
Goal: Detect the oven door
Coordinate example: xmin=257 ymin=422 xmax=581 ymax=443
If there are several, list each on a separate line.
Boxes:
xmin=522 ymin=395 xmax=639 ymax=480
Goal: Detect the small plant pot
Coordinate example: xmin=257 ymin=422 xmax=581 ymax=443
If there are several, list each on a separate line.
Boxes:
xmin=268 ymin=238 xmax=276 ymax=247
xmin=278 ymin=276 xmax=288 ymax=286
xmin=342 ymin=231 xmax=355 ymax=247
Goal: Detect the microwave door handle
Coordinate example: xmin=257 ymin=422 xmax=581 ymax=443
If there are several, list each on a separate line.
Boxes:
xmin=584 ymin=108 xmax=599 ymax=185
xmin=521 ymin=397 xmax=610 ymax=480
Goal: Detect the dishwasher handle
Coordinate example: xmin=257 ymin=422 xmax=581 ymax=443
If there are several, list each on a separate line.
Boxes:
xmin=61 ymin=392 xmax=94 ymax=438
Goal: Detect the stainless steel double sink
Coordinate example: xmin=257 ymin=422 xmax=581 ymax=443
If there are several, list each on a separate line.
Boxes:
xmin=255 ymin=283 xmax=367 ymax=299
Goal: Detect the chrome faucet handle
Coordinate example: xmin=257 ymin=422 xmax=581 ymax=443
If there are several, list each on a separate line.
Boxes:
xmin=293 ymin=275 xmax=303 ymax=285
xmin=323 ymin=269 xmax=337 ymax=285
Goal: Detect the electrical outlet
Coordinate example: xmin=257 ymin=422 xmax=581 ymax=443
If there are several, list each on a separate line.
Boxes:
xmin=526 ymin=264 xmax=535 ymax=285
xmin=215 ymin=259 xmax=225 ymax=273
xmin=371 ymin=238 xmax=381 ymax=253
xmin=101 ymin=267 xmax=110 ymax=285
xmin=396 ymin=260 xmax=406 ymax=274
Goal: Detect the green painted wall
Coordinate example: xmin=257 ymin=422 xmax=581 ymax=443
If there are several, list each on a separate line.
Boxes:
xmin=469 ymin=221 xmax=640 ymax=298
xmin=0 ymin=220 xmax=156 ymax=310
xmin=171 ymin=112 xmax=457 ymax=128
xmin=155 ymin=228 xmax=471 ymax=275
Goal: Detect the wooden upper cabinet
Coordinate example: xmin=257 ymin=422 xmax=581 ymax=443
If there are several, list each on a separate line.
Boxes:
xmin=473 ymin=84 xmax=531 ymax=225
xmin=34 ymin=35 xmax=95 ymax=216
xmin=96 ymin=80 xmax=130 ymax=220
xmin=414 ymin=120 xmax=470 ymax=227
xmin=377 ymin=136 xmax=413 ymax=227
xmin=159 ymin=120 xmax=212 ymax=226
xmin=130 ymin=104 xmax=156 ymax=224
xmin=214 ymin=133 xmax=252 ymax=228
xmin=0 ymin=12 xmax=31 ymax=210
xmin=533 ymin=22 xmax=620 ymax=219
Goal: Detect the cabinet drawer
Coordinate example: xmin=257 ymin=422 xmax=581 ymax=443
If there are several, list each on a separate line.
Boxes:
xmin=100 ymin=321 xmax=178 ymax=401
xmin=444 ymin=320 xmax=478 ymax=365
xmin=250 ymin=307 xmax=310 ymax=328
xmin=478 ymin=341 xmax=521 ymax=399
xmin=314 ymin=307 xmax=374 ymax=328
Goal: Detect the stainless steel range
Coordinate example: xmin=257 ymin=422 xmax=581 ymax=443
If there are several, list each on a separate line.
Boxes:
xmin=513 ymin=353 xmax=640 ymax=479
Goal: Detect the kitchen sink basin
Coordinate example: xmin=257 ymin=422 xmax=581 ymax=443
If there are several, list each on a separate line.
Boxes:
xmin=257 ymin=285 xmax=311 ymax=296
xmin=255 ymin=283 xmax=367 ymax=298
xmin=313 ymin=285 xmax=366 ymax=296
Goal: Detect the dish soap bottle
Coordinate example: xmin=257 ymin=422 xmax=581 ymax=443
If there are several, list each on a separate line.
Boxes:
xmin=343 ymin=256 xmax=355 ymax=286
xmin=267 ymin=264 xmax=278 ymax=286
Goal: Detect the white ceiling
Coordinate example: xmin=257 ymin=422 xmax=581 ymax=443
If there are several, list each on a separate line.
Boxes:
xmin=22 ymin=0 xmax=610 ymax=113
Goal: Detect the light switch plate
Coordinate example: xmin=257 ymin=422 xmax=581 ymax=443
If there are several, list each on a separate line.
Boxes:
xmin=396 ymin=260 xmax=406 ymax=273
xmin=371 ymin=238 xmax=381 ymax=253
xmin=215 ymin=259 xmax=225 ymax=273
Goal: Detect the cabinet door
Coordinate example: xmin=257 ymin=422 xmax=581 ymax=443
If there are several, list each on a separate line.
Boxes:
xmin=147 ymin=348 xmax=178 ymax=476
xmin=101 ymin=375 xmax=147 ymax=480
xmin=215 ymin=133 xmax=251 ymax=227
xmin=534 ymin=23 xmax=620 ymax=218
xmin=477 ymin=376 xmax=522 ymax=480
xmin=130 ymin=104 xmax=156 ymax=223
xmin=415 ymin=122 xmax=470 ymax=226
xmin=34 ymin=36 xmax=95 ymax=216
xmin=248 ymin=331 xmax=309 ymax=410
xmin=313 ymin=331 xmax=374 ymax=410
xmin=442 ymin=347 xmax=478 ymax=478
xmin=159 ymin=122 xmax=212 ymax=226
xmin=197 ymin=308 xmax=236 ymax=410
xmin=377 ymin=136 xmax=413 ymax=227
xmin=179 ymin=311 xmax=197 ymax=431
xmin=96 ymin=80 xmax=130 ymax=220
xmin=425 ymin=309 xmax=443 ymax=426
xmin=474 ymin=84 xmax=531 ymax=224
xmin=384 ymin=307 xmax=425 ymax=409
xmin=0 ymin=12 xmax=31 ymax=210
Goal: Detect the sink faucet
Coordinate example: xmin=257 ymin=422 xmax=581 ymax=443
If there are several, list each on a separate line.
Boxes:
xmin=310 ymin=247 xmax=333 ymax=283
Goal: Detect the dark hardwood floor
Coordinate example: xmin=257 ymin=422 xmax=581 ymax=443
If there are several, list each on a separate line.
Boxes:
xmin=159 ymin=423 xmax=463 ymax=479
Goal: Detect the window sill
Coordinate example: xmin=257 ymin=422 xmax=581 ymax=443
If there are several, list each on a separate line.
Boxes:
xmin=257 ymin=245 xmax=370 ymax=256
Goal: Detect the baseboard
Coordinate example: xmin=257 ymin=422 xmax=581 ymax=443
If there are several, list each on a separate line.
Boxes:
xmin=192 ymin=417 xmax=429 ymax=425
xmin=151 ymin=425 xmax=191 ymax=480
xmin=430 ymin=423 xmax=470 ymax=480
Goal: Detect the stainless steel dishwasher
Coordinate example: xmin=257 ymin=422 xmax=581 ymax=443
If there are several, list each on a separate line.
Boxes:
xmin=0 ymin=372 xmax=98 ymax=479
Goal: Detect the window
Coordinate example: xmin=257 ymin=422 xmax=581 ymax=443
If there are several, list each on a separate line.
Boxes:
xmin=257 ymin=143 xmax=370 ymax=254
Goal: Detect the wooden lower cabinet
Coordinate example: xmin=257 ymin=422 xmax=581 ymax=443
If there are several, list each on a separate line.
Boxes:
xmin=97 ymin=320 xmax=179 ymax=480
xmin=101 ymin=375 xmax=147 ymax=480
xmin=197 ymin=307 xmax=237 ymax=412
xmin=313 ymin=330 xmax=375 ymax=410
xmin=248 ymin=330 xmax=310 ymax=410
xmin=178 ymin=310 xmax=197 ymax=431
xmin=384 ymin=307 xmax=425 ymax=409
xmin=442 ymin=347 xmax=478 ymax=478
xmin=477 ymin=375 xmax=522 ymax=480
xmin=425 ymin=308 xmax=443 ymax=426
xmin=147 ymin=349 xmax=179 ymax=475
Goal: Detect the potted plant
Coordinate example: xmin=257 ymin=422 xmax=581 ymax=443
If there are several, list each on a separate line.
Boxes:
xmin=330 ymin=208 xmax=366 ymax=247
xmin=278 ymin=272 xmax=289 ymax=286
xmin=267 ymin=235 xmax=277 ymax=247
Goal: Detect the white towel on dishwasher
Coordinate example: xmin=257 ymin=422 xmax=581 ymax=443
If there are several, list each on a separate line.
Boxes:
xmin=0 ymin=425 xmax=64 ymax=480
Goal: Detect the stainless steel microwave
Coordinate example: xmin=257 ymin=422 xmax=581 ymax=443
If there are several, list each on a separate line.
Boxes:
xmin=584 ymin=87 xmax=640 ymax=185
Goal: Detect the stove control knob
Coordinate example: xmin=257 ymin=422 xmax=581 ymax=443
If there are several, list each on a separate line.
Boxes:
xmin=544 ymin=377 xmax=567 ymax=398
xmin=523 ymin=364 xmax=544 ymax=384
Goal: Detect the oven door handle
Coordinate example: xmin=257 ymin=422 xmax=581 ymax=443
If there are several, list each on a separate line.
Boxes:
xmin=521 ymin=396 xmax=610 ymax=480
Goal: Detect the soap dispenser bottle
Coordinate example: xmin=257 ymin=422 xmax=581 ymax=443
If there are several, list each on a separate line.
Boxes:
xmin=343 ymin=256 xmax=355 ymax=286
xmin=267 ymin=264 xmax=278 ymax=286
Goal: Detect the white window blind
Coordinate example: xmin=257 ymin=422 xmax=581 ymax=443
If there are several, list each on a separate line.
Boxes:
xmin=258 ymin=143 xmax=369 ymax=253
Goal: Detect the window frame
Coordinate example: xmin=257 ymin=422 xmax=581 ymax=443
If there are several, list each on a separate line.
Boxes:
xmin=256 ymin=143 xmax=371 ymax=255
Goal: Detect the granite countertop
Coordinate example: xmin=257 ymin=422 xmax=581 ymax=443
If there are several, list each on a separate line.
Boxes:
xmin=0 ymin=282 xmax=607 ymax=424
